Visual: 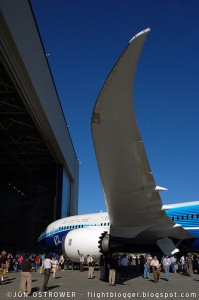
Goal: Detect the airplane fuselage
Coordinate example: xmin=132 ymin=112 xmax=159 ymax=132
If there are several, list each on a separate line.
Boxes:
xmin=38 ymin=202 xmax=199 ymax=257
xmin=38 ymin=212 xmax=110 ymax=251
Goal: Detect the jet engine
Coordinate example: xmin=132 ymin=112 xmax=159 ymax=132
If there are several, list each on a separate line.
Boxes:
xmin=62 ymin=227 xmax=109 ymax=262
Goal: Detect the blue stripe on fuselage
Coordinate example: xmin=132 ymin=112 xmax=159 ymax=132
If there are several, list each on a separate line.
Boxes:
xmin=38 ymin=224 xmax=104 ymax=251
xmin=38 ymin=230 xmax=70 ymax=251
xmin=165 ymin=204 xmax=199 ymax=250
xmin=165 ymin=205 xmax=199 ymax=231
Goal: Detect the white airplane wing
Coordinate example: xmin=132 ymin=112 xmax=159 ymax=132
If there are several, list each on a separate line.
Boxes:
xmin=91 ymin=29 xmax=192 ymax=248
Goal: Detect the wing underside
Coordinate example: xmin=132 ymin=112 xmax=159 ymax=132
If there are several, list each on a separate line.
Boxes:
xmin=91 ymin=29 xmax=193 ymax=245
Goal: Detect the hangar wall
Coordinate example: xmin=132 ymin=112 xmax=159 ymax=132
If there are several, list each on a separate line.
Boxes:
xmin=0 ymin=0 xmax=79 ymax=250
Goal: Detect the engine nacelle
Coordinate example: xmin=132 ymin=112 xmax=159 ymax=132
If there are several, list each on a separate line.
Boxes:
xmin=62 ymin=228 xmax=107 ymax=262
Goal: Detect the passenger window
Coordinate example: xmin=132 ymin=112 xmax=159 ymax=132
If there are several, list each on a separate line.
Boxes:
xmin=68 ymin=239 xmax=72 ymax=246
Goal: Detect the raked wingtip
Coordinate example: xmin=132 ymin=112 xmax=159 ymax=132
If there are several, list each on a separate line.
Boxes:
xmin=129 ymin=28 xmax=151 ymax=43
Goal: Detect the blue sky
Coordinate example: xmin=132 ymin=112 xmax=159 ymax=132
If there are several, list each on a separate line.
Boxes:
xmin=31 ymin=0 xmax=199 ymax=215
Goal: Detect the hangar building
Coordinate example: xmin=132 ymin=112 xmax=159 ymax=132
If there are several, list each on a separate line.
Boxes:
xmin=0 ymin=1 xmax=79 ymax=250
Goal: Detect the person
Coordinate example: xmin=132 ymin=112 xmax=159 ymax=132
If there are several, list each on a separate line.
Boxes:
xmin=55 ymin=253 xmax=60 ymax=265
xmin=180 ymin=255 xmax=186 ymax=274
xmin=87 ymin=255 xmax=94 ymax=279
xmin=108 ymin=255 xmax=118 ymax=286
xmin=139 ymin=255 xmax=144 ymax=272
xmin=18 ymin=254 xmax=23 ymax=271
xmin=99 ymin=254 xmax=105 ymax=281
xmin=42 ymin=253 xmax=52 ymax=292
xmin=150 ymin=256 xmax=160 ymax=283
xmin=6 ymin=253 xmax=12 ymax=272
xmin=196 ymin=254 xmax=199 ymax=274
xmin=59 ymin=254 xmax=65 ymax=271
xmin=0 ymin=251 xmax=7 ymax=276
xmin=29 ymin=254 xmax=35 ymax=271
xmin=0 ymin=252 xmax=6 ymax=283
xmin=65 ymin=258 xmax=70 ymax=270
xmin=35 ymin=254 xmax=41 ymax=272
xmin=0 ymin=265 xmax=3 ymax=284
xmin=19 ymin=254 xmax=32 ymax=295
xmin=143 ymin=254 xmax=150 ymax=279
xmin=51 ymin=256 xmax=59 ymax=279
xmin=163 ymin=255 xmax=171 ymax=281
xmin=135 ymin=256 xmax=140 ymax=272
xmin=180 ymin=255 xmax=185 ymax=267
xmin=130 ymin=256 xmax=136 ymax=272
xmin=170 ymin=255 xmax=176 ymax=273
xmin=13 ymin=254 xmax=19 ymax=272
xmin=78 ymin=253 xmax=85 ymax=272
xmin=120 ymin=254 xmax=129 ymax=280
xmin=186 ymin=255 xmax=193 ymax=277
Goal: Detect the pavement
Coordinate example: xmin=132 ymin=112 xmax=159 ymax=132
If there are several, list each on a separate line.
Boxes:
xmin=1 ymin=267 xmax=199 ymax=300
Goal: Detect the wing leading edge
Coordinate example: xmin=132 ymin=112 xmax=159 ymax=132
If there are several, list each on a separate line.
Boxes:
xmin=91 ymin=29 xmax=193 ymax=248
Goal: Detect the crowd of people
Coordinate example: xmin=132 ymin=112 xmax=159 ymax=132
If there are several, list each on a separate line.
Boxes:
xmin=0 ymin=250 xmax=199 ymax=295
xmin=142 ymin=253 xmax=199 ymax=283
xmin=77 ymin=252 xmax=199 ymax=286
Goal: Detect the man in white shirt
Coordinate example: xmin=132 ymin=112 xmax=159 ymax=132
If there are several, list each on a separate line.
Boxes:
xmin=42 ymin=253 xmax=52 ymax=292
xmin=79 ymin=253 xmax=85 ymax=272
xmin=170 ymin=255 xmax=176 ymax=273
xmin=163 ymin=255 xmax=171 ymax=281
xmin=87 ymin=255 xmax=94 ymax=279
xmin=150 ymin=256 xmax=160 ymax=283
